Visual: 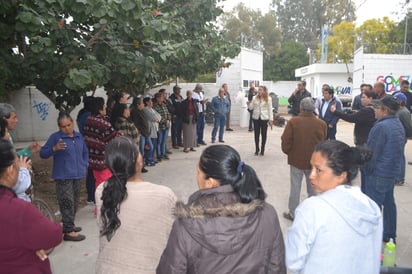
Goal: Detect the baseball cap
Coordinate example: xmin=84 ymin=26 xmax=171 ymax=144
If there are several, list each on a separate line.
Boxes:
xmin=393 ymin=92 xmax=407 ymax=104
xmin=379 ymin=95 xmax=400 ymax=112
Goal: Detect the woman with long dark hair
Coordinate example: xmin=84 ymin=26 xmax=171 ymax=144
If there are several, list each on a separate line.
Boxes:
xmin=157 ymin=145 xmax=286 ymax=273
xmin=96 ymin=137 xmax=176 ymax=274
xmin=111 ymin=103 xmax=140 ymax=145
xmin=248 ymin=86 xmax=273 ymax=156
xmin=286 ymin=140 xmax=382 ymax=274
xmin=0 ymin=139 xmax=62 ymax=273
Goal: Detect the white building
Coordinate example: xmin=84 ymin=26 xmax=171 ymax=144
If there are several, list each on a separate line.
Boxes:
xmin=216 ymin=47 xmax=263 ymax=127
xmin=353 ymin=46 xmax=412 ymax=95
xmin=295 ymin=63 xmax=354 ymax=101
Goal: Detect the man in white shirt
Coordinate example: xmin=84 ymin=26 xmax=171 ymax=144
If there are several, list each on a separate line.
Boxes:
xmin=192 ymin=84 xmax=208 ymax=146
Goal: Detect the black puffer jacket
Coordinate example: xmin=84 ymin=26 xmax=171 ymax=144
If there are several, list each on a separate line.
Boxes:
xmin=181 ymin=98 xmax=199 ymax=124
xmin=157 ymin=185 xmax=286 ymax=274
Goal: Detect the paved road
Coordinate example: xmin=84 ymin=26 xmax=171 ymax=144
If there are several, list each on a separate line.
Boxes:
xmin=48 ymin=121 xmax=412 ymax=273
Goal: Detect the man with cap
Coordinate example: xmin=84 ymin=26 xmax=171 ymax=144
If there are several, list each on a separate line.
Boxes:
xmin=393 ymin=80 xmax=412 ymax=113
xmin=364 ymin=95 xmax=405 ymax=243
xmin=393 ymin=93 xmax=412 ymax=186
xmin=192 ymin=84 xmax=208 ymax=146
xmin=169 ymin=85 xmax=184 ymax=148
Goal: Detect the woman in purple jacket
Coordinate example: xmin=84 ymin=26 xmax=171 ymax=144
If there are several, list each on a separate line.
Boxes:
xmin=0 ymin=139 xmax=62 ymax=273
xmin=157 ymin=145 xmax=286 ymax=274
xmin=40 ymin=112 xmax=88 ymax=242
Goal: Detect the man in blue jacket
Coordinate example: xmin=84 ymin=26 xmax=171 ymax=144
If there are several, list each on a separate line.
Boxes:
xmin=210 ymin=88 xmax=229 ymax=143
xmin=364 ymin=95 xmax=405 ymax=243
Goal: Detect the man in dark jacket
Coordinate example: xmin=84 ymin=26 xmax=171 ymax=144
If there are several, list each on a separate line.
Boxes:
xmin=364 ymin=96 xmax=405 ymax=243
xmin=169 ymin=85 xmax=183 ymax=148
xmin=288 ymin=80 xmax=311 ymax=116
xmin=318 ymin=86 xmax=342 ymax=140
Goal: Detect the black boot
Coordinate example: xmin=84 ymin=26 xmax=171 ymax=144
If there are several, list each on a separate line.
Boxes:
xmin=260 ymin=146 xmax=265 ymax=156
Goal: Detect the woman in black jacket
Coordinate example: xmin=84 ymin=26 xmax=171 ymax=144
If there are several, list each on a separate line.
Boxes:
xmin=330 ymin=89 xmax=377 ymax=193
xmin=330 ymin=89 xmax=377 ymax=146
xmin=157 ymin=145 xmax=286 ymax=274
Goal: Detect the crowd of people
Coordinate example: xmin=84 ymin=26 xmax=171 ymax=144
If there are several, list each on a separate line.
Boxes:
xmin=284 ymin=79 xmax=412 ymax=249
xmin=0 ymin=78 xmax=411 ymax=273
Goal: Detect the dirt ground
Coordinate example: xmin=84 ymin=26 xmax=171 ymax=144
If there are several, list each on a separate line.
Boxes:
xmin=30 ymin=153 xmax=88 ymax=216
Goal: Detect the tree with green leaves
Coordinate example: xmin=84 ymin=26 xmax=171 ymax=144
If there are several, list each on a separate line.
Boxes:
xmin=324 ymin=17 xmax=399 ymax=63
xmin=222 ymin=3 xmax=290 ymax=81
xmin=357 ymin=17 xmax=398 ymax=54
xmin=272 ymin=0 xmax=356 ymax=49
xmin=1 ymin=0 xmax=239 ymax=112
xmin=264 ymin=41 xmax=308 ymax=81
xmin=325 ymin=21 xmax=356 ymax=63
xmin=391 ymin=11 xmax=412 ymax=53
xmin=221 ymin=3 xmax=281 ymax=59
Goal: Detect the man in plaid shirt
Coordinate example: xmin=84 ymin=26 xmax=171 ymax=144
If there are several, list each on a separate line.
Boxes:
xmin=153 ymin=92 xmax=171 ymax=161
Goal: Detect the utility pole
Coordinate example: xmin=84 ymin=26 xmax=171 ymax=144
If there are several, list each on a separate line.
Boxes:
xmin=404 ymin=0 xmax=410 ymax=54
xmin=321 ymin=25 xmax=329 ymax=63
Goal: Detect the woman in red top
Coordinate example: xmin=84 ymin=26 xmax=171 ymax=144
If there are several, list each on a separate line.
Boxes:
xmin=0 ymin=139 xmax=62 ymax=273
xmin=181 ymin=90 xmax=199 ymax=152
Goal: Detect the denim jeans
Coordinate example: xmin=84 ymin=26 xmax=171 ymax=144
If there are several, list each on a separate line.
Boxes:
xmin=150 ymin=137 xmax=158 ymax=162
xmin=211 ymin=114 xmax=226 ymax=141
xmin=326 ymin=126 xmax=337 ymax=140
xmin=171 ymin=117 xmax=183 ymax=146
xmin=157 ymin=128 xmax=168 ymax=157
xmin=395 ymin=151 xmax=405 ymax=182
xmin=288 ymin=166 xmax=316 ymax=215
xmin=196 ymin=112 xmax=205 ymax=144
xmin=365 ymin=175 xmax=397 ymax=241
xmin=139 ymin=135 xmax=153 ymax=162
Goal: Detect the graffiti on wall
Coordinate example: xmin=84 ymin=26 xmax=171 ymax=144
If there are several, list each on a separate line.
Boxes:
xmin=376 ymin=75 xmax=411 ymax=93
xmin=32 ymin=100 xmax=51 ymax=121
xmin=335 ymin=86 xmax=352 ymax=95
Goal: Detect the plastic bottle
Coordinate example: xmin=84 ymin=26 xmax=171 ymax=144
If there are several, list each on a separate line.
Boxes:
xmin=382 ymin=238 xmax=396 ymax=267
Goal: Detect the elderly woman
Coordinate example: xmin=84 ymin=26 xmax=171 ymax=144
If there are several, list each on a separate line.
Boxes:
xmin=157 ymin=145 xmax=286 ymax=273
xmin=0 ymin=103 xmax=40 ymax=201
xmin=96 ymin=137 xmax=176 ymax=274
xmin=286 ymin=140 xmax=382 ymax=274
xmin=0 ymin=139 xmax=62 ymax=273
xmin=40 ymin=112 xmax=88 ymax=241
xmin=181 ymin=90 xmax=199 ymax=153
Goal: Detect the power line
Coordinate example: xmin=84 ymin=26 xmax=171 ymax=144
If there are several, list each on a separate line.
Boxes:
xmin=356 ymin=0 xmax=368 ymax=10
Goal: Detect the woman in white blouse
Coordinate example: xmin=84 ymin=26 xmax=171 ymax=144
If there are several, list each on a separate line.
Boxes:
xmin=248 ymin=86 xmax=273 ymax=156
